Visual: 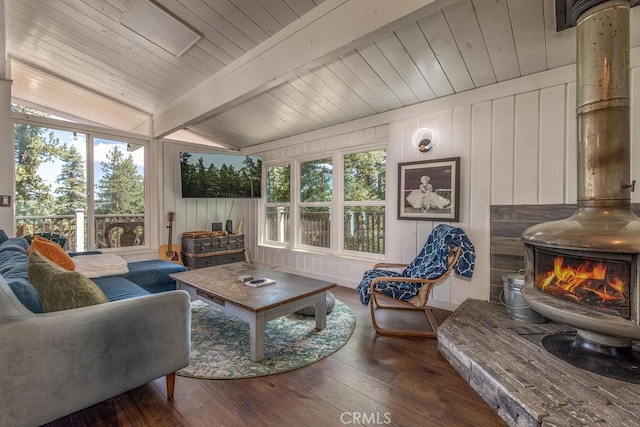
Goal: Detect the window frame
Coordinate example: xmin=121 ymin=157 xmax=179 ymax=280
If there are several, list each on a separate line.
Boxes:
xmin=260 ymin=142 xmax=387 ymax=260
xmin=12 ymin=113 xmax=151 ymax=252
xmin=297 ymin=155 xmax=335 ymax=253
xmin=340 ymin=145 xmax=387 ymax=258
xmin=262 ymin=162 xmax=292 ymax=247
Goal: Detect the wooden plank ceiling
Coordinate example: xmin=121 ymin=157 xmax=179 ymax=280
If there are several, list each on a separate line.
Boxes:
xmin=6 ymin=0 xmax=638 ymax=149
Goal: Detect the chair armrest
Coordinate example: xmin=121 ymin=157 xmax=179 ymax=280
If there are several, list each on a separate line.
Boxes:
xmin=0 ymin=290 xmax=191 ymax=427
xmin=370 ymin=276 xmax=441 ymax=286
xmin=373 ymin=262 xmax=408 ymax=270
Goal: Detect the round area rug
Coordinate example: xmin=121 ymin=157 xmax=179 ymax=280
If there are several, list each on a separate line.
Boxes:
xmin=177 ymin=299 xmax=356 ymax=379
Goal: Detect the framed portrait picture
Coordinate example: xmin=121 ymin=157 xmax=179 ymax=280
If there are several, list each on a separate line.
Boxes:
xmin=398 ymin=157 xmax=460 ymax=221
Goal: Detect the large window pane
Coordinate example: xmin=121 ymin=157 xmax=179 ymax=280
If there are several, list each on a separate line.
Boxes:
xmin=267 ymin=164 xmax=290 ymax=203
xmin=265 ymin=164 xmax=291 ymax=244
xmin=93 ymin=138 xmax=145 ymax=248
xmin=300 ymin=207 xmax=331 ymax=248
xmin=265 ymin=206 xmax=290 ymax=243
xmin=344 ymin=149 xmax=386 ymax=201
xmin=14 ymin=122 xmax=87 ymax=251
xmin=344 ymin=206 xmax=385 ymax=254
xmin=300 ymin=158 xmax=332 ymax=202
xmin=343 ymin=148 xmax=386 ymax=255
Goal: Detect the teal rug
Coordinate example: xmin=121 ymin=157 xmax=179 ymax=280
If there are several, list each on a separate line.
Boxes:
xmin=177 ymin=299 xmax=356 ymax=379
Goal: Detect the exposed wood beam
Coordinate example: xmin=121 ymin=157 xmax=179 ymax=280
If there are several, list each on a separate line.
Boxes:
xmin=152 ymin=0 xmax=455 ymax=139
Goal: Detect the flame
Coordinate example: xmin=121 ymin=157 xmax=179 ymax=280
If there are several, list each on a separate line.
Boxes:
xmin=539 ymin=255 xmax=628 ymax=309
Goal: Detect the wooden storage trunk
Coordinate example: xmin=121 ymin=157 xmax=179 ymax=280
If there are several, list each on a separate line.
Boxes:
xmin=181 ymin=233 xmax=244 ymax=269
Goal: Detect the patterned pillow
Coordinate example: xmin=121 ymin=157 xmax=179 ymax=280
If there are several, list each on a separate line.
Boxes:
xmin=295 ymin=291 xmax=336 ymax=316
xmin=27 ymin=251 xmax=108 ymax=312
xmin=27 ymin=235 xmax=75 ymax=271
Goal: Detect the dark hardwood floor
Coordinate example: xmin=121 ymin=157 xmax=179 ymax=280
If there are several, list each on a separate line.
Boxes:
xmin=45 ymin=287 xmax=506 ymax=427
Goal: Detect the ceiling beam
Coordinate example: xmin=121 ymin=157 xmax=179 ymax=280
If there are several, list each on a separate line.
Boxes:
xmin=152 ymin=0 xmax=454 ymax=139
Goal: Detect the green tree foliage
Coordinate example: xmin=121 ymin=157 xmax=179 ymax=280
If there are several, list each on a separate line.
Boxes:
xmin=180 ymin=154 xmax=262 ymax=198
xmin=266 ymin=164 xmax=290 ymax=203
xmin=95 ymin=147 xmax=144 ymax=214
xmin=55 ymin=143 xmax=86 ymax=214
xmin=14 ymin=107 xmax=59 ymax=216
xmin=344 ymin=149 xmax=386 ymax=202
xmin=300 ymin=158 xmax=332 ymax=202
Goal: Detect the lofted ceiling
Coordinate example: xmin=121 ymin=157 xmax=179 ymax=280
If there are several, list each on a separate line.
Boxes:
xmin=6 ymin=0 xmax=640 ymax=150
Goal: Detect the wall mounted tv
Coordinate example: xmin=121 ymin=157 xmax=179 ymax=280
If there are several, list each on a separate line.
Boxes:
xmin=180 ymin=152 xmax=262 ymax=198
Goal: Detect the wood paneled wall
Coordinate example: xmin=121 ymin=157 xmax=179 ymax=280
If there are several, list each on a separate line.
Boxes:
xmin=159 ymin=53 xmax=640 ymax=311
xmin=159 ymin=141 xmax=259 ymax=260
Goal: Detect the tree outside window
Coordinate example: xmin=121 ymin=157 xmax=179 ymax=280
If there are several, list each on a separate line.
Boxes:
xmin=265 ymin=164 xmax=291 ymax=244
xmin=343 ymin=149 xmax=386 ymax=255
xmin=300 ymin=158 xmax=332 ymax=248
xmin=13 ymin=106 xmax=146 ymax=250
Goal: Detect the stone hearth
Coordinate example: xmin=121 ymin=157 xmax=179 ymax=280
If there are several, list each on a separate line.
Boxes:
xmin=438 ymin=300 xmax=640 ymax=426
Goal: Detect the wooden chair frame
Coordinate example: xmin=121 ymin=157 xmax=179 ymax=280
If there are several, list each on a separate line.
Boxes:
xmin=369 ymin=246 xmax=462 ymax=338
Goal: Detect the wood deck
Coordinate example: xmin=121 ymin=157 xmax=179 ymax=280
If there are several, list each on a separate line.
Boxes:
xmin=44 ymin=287 xmax=505 ymax=427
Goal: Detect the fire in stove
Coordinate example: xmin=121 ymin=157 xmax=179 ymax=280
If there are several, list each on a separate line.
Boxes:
xmin=535 ymin=251 xmax=630 ymax=318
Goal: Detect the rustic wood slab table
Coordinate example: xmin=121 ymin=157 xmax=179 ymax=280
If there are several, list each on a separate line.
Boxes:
xmin=169 ymin=262 xmax=336 ymax=361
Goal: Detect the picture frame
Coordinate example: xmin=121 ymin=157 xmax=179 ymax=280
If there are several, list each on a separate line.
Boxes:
xmin=398 ymin=157 xmax=460 ymax=221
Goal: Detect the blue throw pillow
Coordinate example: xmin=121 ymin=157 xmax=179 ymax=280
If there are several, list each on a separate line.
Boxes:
xmin=5 ymin=277 xmax=43 ymax=313
xmin=0 ymin=229 xmax=8 ymax=244
xmin=0 ymin=237 xmax=29 ymax=252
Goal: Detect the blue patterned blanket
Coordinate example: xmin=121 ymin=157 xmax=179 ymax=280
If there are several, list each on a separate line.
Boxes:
xmin=356 ymin=224 xmax=475 ymax=305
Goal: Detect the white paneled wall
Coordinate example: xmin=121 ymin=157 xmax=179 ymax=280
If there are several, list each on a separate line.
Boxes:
xmin=161 ymin=55 xmax=640 ymax=311
xmin=160 ymin=141 xmax=259 ymax=258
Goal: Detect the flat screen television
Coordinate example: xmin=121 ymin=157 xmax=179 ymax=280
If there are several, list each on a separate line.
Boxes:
xmin=180 ymin=152 xmax=262 ymax=198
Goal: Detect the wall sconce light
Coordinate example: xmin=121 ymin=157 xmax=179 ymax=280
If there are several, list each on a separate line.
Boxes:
xmin=412 ymin=128 xmax=436 ymax=153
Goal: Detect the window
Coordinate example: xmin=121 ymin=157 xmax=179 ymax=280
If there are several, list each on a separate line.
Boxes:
xmin=14 ymin=117 xmax=147 ymax=251
xmin=343 ymin=149 xmax=386 ymax=254
xmin=264 ymin=164 xmax=291 ymax=244
xmin=299 ymin=158 xmax=332 ymax=248
xmin=261 ymin=145 xmax=386 ymax=256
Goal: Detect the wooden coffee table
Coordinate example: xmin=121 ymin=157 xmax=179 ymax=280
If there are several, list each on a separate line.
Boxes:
xmin=169 ymin=263 xmax=336 ymax=361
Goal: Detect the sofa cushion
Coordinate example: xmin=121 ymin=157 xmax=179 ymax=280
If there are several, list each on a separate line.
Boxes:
xmin=113 ymin=260 xmax=187 ymax=289
xmin=0 ymin=237 xmax=43 ymax=313
xmin=0 ymin=229 xmax=8 ymax=244
xmin=0 ymin=237 xmax=29 ymax=253
xmin=27 ymin=235 xmax=75 ymax=271
xmin=27 ymin=251 xmax=108 ymax=312
xmin=92 ymin=276 xmax=150 ymax=302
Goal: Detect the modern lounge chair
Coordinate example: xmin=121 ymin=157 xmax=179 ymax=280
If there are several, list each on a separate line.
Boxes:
xmin=356 ymin=224 xmax=475 ymax=338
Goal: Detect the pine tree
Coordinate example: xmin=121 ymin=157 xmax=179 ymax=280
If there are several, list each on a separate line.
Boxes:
xmin=344 ymin=149 xmax=386 ymax=202
xmin=55 ymin=143 xmax=86 ymax=214
xmin=300 ymin=158 xmax=333 ymax=202
xmin=95 ymin=147 xmax=144 ymax=214
xmin=267 ymin=164 xmax=290 ymax=202
xmin=241 ymin=156 xmax=262 ymax=198
xmin=14 ymin=124 xmax=59 ymax=216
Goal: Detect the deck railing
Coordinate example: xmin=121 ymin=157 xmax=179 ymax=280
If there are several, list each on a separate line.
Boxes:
xmin=16 ymin=211 xmax=144 ymax=251
xmin=265 ymin=209 xmax=385 ymax=254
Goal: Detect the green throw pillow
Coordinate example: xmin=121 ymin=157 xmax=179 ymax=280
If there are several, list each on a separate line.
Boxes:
xmin=27 ymin=250 xmax=109 ymax=312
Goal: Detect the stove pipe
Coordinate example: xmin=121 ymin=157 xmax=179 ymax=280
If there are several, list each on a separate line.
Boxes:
xmin=521 ymin=0 xmax=640 ymax=253
xmin=521 ymin=0 xmax=640 ymax=347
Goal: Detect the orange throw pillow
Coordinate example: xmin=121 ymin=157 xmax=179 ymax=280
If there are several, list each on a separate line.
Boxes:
xmin=27 ymin=235 xmax=75 ymax=271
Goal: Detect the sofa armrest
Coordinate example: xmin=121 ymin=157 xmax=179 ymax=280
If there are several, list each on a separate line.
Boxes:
xmin=0 ymin=284 xmax=191 ymax=427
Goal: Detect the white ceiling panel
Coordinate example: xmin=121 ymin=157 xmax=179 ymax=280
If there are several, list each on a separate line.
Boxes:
xmin=7 ymin=0 xmax=636 ymax=148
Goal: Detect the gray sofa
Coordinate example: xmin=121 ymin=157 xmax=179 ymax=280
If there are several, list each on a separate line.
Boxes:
xmin=0 ymin=236 xmax=191 ymax=427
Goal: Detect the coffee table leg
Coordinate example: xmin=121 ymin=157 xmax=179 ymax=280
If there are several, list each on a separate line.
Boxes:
xmin=315 ymin=293 xmax=327 ymax=330
xmin=249 ymin=312 xmax=266 ymax=361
